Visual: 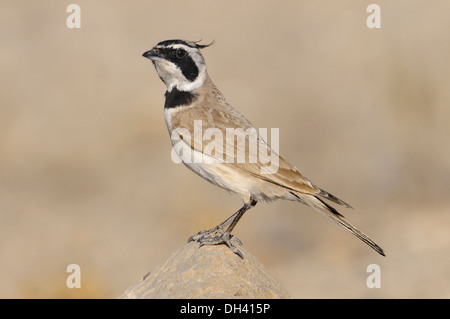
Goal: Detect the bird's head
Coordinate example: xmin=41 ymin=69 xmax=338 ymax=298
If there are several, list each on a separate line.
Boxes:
xmin=142 ymin=39 xmax=214 ymax=92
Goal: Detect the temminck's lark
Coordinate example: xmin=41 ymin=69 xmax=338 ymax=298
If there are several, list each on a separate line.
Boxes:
xmin=142 ymin=39 xmax=385 ymax=258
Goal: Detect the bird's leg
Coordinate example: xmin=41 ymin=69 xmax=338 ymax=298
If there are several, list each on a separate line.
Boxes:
xmin=188 ymin=199 xmax=257 ymax=258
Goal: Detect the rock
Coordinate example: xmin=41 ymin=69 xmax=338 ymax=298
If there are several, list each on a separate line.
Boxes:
xmin=120 ymin=241 xmax=291 ymax=299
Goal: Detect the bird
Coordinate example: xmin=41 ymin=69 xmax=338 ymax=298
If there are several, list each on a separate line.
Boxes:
xmin=142 ymin=39 xmax=385 ymax=258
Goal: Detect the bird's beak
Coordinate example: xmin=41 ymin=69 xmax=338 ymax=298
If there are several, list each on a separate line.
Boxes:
xmin=142 ymin=48 xmax=162 ymax=61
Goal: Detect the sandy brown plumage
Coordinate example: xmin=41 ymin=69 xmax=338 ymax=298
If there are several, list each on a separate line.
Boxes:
xmin=143 ymin=39 xmax=385 ymax=257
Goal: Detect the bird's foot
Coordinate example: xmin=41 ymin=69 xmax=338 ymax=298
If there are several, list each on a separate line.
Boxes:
xmin=188 ymin=227 xmax=244 ymax=259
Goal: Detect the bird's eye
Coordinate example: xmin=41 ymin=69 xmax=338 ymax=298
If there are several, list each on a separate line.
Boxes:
xmin=175 ymin=49 xmax=186 ymax=59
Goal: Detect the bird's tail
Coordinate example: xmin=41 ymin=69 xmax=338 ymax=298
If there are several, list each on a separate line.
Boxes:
xmin=290 ymin=191 xmax=385 ymax=256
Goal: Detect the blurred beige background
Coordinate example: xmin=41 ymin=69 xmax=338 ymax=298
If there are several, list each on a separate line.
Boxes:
xmin=1 ymin=0 xmax=449 ymax=298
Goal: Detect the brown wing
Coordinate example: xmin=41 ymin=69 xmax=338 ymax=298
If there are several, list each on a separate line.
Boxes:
xmin=170 ymin=103 xmax=351 ymax=207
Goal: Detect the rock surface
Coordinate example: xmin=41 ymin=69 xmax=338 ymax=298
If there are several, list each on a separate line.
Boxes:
xmin=120 ymin=241 xmax=291 ymax=299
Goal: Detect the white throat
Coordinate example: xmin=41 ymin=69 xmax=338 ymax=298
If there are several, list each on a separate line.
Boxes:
xmin=153 ymin=51 xmax=208 ymax=92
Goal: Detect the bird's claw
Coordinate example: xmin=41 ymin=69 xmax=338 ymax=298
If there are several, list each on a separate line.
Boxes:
xmin=188 ymin=227 xmax=244 ymax=259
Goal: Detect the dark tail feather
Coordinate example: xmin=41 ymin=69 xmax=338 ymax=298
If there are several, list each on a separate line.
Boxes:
xmin=291 ymin=192 xmax=385 ymax=256
xmin=317 ymin=188 xmax=353 ymax=209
